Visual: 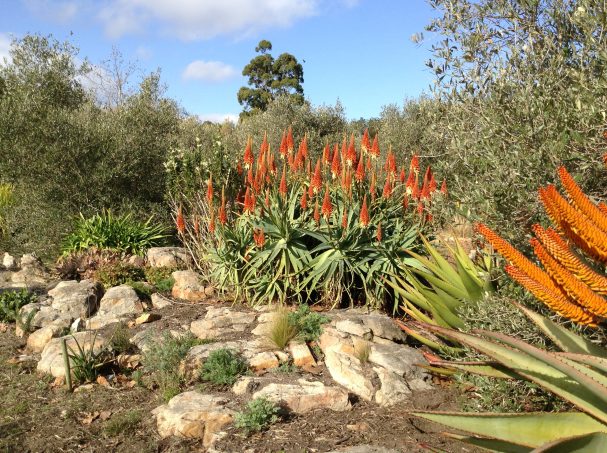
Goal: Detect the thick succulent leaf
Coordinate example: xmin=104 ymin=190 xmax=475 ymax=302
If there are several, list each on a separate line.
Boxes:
xmin=443 ymin=432 xmax=532 ymax=452
xmin=454 ymin=256 xmax=484 ymax=301
xmin=424 ymin=325 xmax=607 ymax=424
xmin=412 ymin=411 xmax=607 ymax=449
xmin=532 ymin=432 xmax=607 ymax=452
xmin=511 ymin=301 xmax=607 ymax=357
xmin=429 ymin=360 xmax=523 ymax=379
xmin=557 ymin=353 xmax=607 ymax=375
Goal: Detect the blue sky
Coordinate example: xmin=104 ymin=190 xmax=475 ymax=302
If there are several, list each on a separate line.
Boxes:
xmin=0 ymin=0 xmax=437 ymax=121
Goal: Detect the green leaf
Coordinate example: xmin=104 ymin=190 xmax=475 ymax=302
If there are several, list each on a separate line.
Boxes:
xmin=532 ymin=432 xmax=607 ymax=452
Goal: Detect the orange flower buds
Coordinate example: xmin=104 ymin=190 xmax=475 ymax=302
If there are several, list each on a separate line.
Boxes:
xmin=370 ymin=134 xmax=380 ymax=158
xmin=176 ymin=205 xmax=185 ymax=234
xmin=279 ymin=165 xmax=288 ymax=197
xmin=355 ymin=154 xmax=365 ymax=183
xmin=244 ymin=137 xmax=254 ymax=169
xmin=219 ymin=188 xmax=227 ymax=225
xmin=361 ymin=129 xmax=371 ymax=153
xmin=253 ymin=227 xmax=265 ymax=248
xmin=206 ymin=175 xmax=214 ymax=204
xmin=331 ymin=144 xmax=341 ymax=179
xmin=382 ymin=177 xmax=393 ymax=199
xmin=313 ymin=199 xmax=320 ymax=224
xmin=311 ymin=159 xmax=323 ymax=193
xmin=376 ymin=222 xmax=382 ymax=242
xmin=360 ymin=195 xmax=370 ymax=227
xmin=300 ymin=187 xmax=308 ymax=210
xmin=321 ymin=184 xmax=332 ymax=219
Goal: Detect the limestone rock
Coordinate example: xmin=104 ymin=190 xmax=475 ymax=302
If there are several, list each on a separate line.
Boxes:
xmin=288 ymin=342 xmax=316 ymax=369
xmin=373 ymin=367 xmax=412 ymax=407
xmin=249 ymin=351 xmax=279 ymax=372
xmin=126 ymin=255 xmax=145 ymax=267
xmin=252 ymin=379 xmax=351 ymax=414
xmin=49 ymin=280 xmax=102 ymax=319
xmin=335 ymin=319 xmax=372 ymax=339
xmin=362 ymin=314 xmax=406 ymax=343
xmin=135 ymin=312 xmax=161 ymax=325
xmin=2 ymin=252 xmax=17 ymax=270
xmin=147 ymin=247 xmax=190 ymax=269
xmin=368 ymin=342 xmax=428 ymax=380
xmin=37 ymin=331 xmax=106 ymax=377
xmin=324 ymin=348 xmax=375 ymax=401
xmin=11 ymin=254 xmax=51 ymax=289
xmin=152 ymin=391 xmax=233 ymax=448
xmin=232 ymin=376 xmax=272 ymax=396
xmin=151 ymin=293 xmax=173 ymax=309
xmin=26 ymin=320 xmax=69 ymax=352
xmin=97 ymin=285 xmax=143 ymax=317
xmin=172 ymin=270 xmax=213 ymax=302
xmin=190 ymin=307 xmax=254 ymax=339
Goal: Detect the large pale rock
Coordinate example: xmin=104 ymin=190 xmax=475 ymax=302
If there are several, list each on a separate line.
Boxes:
xmin=288 ymin=342 xmax=316 ymax=369
xmin=252 ymin=379 xmax=351 ymax=414
xmin=172 ymin=270 xmax=213 ymax=302
xmin=190 ymin=307 xmax=255 ymax=339
xmin=373 ymin=367 xmax=412 ymax=407
xmin=249 ymin=351 xmax=279 ymax=372
xmin=362 ymin=314 xmax=407 ymax=343
xmin=97 ymin=285 xmax=143 ymax=317
xmin=19 ymin=303 xmax=70 ymax=330
xmin=26 ymin=320 xmax=69 ymax=352
xmin=232 ymin=376 xmax=273 ymax=396
xmin=49 ymin=280 xmax=102 ymax=319
xmin=37 ymin=331 xmax=106 ymax=377
xmin=151 ymin=293 xmax=173 ymax=309
xmin=335 ymin=319 xmax=372 ymax=339
xmin=368 ymin=342 xmax=428 ymax=380
xmin=324 ymin=348 xmax=375 ymax=401
xmin=152 ymin=391 xmax=233 ymax=448
xmin=147 ymin=247 xmax=190 ymax=269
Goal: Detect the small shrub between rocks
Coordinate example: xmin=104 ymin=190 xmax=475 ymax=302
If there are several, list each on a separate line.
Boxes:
xmin=144 ymin=266 xmax=176 ymax=294
xmin=200 ymin=348 xmax=248 ymax=386
xmin=103 ymin=410 xmax=142 ymax=436
xmin=288 ymin=305 xmax=329 ymax=343
xmin=0 ymin=289 xmax=37 ymax=322
xmin=267 ymin=308 xmax=299 ymax=350
xmin=93 ymin=262 xmax=146 ymax=288
xmin=109 ymin=323 xmax=132 ymax=355
xmin=127 ymin=281 xmax=153 ymax=300
xmin=67 ymin=332 xmax=110 ymax=384
xmin=142 ymin=332 xmax=204 ymax=401
xmin=234 ymin=397 xmax=280 ymax=435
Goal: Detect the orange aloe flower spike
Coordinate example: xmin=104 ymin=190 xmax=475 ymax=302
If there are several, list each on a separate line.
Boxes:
xmin=218 ymin=188 xmax=227 ymax=225
xmin=206 ymin=174 xmax=214 ymax=204
xmin=346 ymin=133 xmax=357 ymax=167
xmin=323 ymin=143 xmax=331 ymax=164
xmin=376 ymin=222 xmax=382 ymax=242
xmin=244 ymin=137 xmax=254 ymax=169
xmin=311 ymin=158 xmax=323 ymax=193
xmin=558 ymin=166 xmax=607 ymax=234
xmin=331 ymin=144 xmax=341 ymax=179
xmin=279 ymin=130 xmax=287 ymax=158
xmin=505 ymin=265 xmax=598 ymax=326
xmin=243 ymin=187 xmax=254 ymax=213
xmin=279 ymin=164 xmax=288 ymax=197
xmin=247 ymin=167 xmax=254 ymax=187
xmin=287 ymin=126 xmax=294 ymax=153
xmin=531 ymin=238 xmax=607 ymax=317
xmin=399 ymin=167 xmax=406 ymax=184
xmin=410 ymin=154 xmax=419 ymax=175
xmin=361 ymin=128 xmax=371 ymax=153
xmin=360 ymin=195 xmax=370 ymax=227
xmin=533 ymin=224 xmax=607 ymax=295
xmin=341 ymin=210 xmax=348 ymax=229
xmin=208 ymin=209 xmax=216 ymax=234
xmin=440 ymin=180 xmax=448 ymax=196
xmin=313 ymin=199 xmax=320 ymax=225
xmin=300 ymin=186 xmax=308 ymax=210
xmin=403 ymin=193 xmax=409 ymax=210
xmin=370 ymin=134 xmax=380 ymax=158
xmin=355 ymin=153 xmax=365 ymax=183
xmin=321 ymin=184 xmax=333 ymax=219
xmin=382 ymin=176 xmax=392 ymax=199
xmin=176 ymin=204 xmax=185 ymax=234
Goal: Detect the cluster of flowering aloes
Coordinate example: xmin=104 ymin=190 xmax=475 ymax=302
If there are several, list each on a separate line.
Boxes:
xmin=177 ymin=127 xmax=447 ymax=244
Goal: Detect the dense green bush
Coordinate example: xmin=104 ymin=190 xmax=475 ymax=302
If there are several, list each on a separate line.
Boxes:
xmin=0 ymin=290 xmax=37 ymax=323
xmin=62 ymin=210 xmax=167 ymax=256
xmin=234 ymin=398 xmax=280 ymax=434
xmin=200 ymin=348 xmax=248 ymax=386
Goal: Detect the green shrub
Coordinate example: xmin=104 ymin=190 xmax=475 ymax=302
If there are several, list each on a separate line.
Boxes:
xmin=67 ymin=332 xmax=109 ymax=384
xmin=62 ymin=210 xmax=167 ymax=256
xmin=0 ymin=290 xmax=37 ymax=323
xmin=267 ymin=308 xmax=299 ymax=350
xmin=142 ymin=332 xmax=203 ymax=401
xmin=234 ymin=397 xmax=280 ymax=435
xmin=0 ymin=183 xmax=13 ymax=237
xmin=144 ymin=266 xmax=175 ymax=294
xmin=127 ymin=281 xmax=153 ymax=300
xmin=200 ymin=348 xmax=248 ymax=386
xmin=288 ymin=305 xmax=329 ymax=343
xmin=103 ymin=410 xmax=142 ymax=436
xmin=109 ymin=323 xmax=133 ymax=355
xmin=93 ymin=262 xmax=145 ymax=288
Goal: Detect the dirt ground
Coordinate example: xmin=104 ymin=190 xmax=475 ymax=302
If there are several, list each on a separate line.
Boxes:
xmin=0 ymin=316 xmax=474 ymax=453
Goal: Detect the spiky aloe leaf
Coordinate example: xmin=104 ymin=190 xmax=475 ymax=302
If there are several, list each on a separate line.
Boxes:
xmin=412 ymin=411 xmax=607 ymax=449
xmin=443 ymin=432 xmax=532 ymax=452
xmin=511 ymin=301 xmax=607 ymax=357
xmin=532 ymin=432 xmax=607 ymax=452
xmin=428 ymin=360 xmax=523 ymax=379
xmin=556 ymin=353 xmax=607 ymax=375
xmin=423 ymin=324 xmax=607 ymax=424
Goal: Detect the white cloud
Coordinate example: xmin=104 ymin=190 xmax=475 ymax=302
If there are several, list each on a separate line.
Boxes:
xmin=198 ymin=113 xmax=238 ymax=124
xmin=23 ymin=0 xmax=79 ymax=23
xmin=183 ymin=60 xmax=237 ymax=82
xmin=0 ymin=33 xmax=12 ymax=65
xmin=136 ymin=45 xmax=153 ymax=60
xmin=98 ymin=0 xmax=317 ymax=40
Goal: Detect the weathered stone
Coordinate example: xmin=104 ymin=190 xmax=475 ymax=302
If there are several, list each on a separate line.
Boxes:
xmin=288 ymin=342 xmax=316 ymax=369
xmin=373 ymin=367 xmax=411 ymax=407
xmin=115 ymin=353 xmax=141 ymax=369
xmin=2 ymin=252 xmax=17 ymax=270
xmin=324 ymin=348 xmax=375 ymax=401
xmin=319 ymin=327 xmax=353 ymax=355
xmin=252 ymin=379 xmax=351 ymax=414
xmin=70 ymin=318 xmax=83 ymax=333
xmin=11 ymin=254 xmax=51 ymax=289
xmin=249 ymin=351 xmax=279 ymax=372
xmin=37 ymin=331 xmax=106 ymax=377
xmin=232 ymin=376 xmax=272 ymax=396
xmin=172 ymin=270 xmax=213 ymax=302
xmin=98 ymin=285 xmax=143 ymax=317
xmin=147 ymin=247 xmax=190 ymax=269
xmin=335 ymin=319 xmax=372 ymax=339
xmin=190 ymin=307 xmax=254 ymax=339
xmin=368 ymin=342 xmax=428 ymax=380
xmin=49 ymin=280 xmax=102 ymax=319
xmin=86 ymin=315 xmax=123 ymax=330
xmin=130 ymin=328 xmax=187 ymax=353
xmin=26 ymin=320 xmax=69 ymax=352
xmin=135 ymin=312 xmax=161 ymax=325
xmin=152 ymin=391 xmax=233 ymax=448
xmin=127 ymin=255 xmax=146 ymax=267
xmin=151 ymin=293 xmax=173 ymax=309
xmin=362 ymin=314 xmax=406 ymax=342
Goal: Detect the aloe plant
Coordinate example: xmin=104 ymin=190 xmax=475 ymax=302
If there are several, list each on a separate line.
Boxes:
xmin=408 ymin=303 xmax=607 ymax=452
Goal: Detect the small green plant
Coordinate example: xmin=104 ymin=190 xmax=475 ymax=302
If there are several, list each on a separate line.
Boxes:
xmin=288 ymin=305 xmax=329 ymax=343
xmin=93 ymin=262 xmax=145 ymax=288
xmin=200 ymin=348 xmax=248 ymax=386
xmin=67 ymin=332 xmax=109 ymax=384
xmin=127 ymin=281 xmax=153 ymax=299
xmin=103 ymin=410 xmax=142 ymax=436
xmin=267 ymin=308 xmax=299 ymax=350
xmin=0 ymin=290 xmax=37 ymax=322
xmin=234 ymin=397 xmax=280 ymax=435
xmin=15 ymin=308 xmax=36 ymax=334
xmin=0 ymin=183 xmax=13 ymax=236
xmin=62 ymin=210 xmax=168 ymax=256
xmin=109 ymin=323 xmax=132 ymax=355
xmin=144 ymin=266 xmax=176 ymax=293
xmin=142 ymin=332 xmax=202 ymax=401
xmin=275 ymin=361 xmax=296 ymax=373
